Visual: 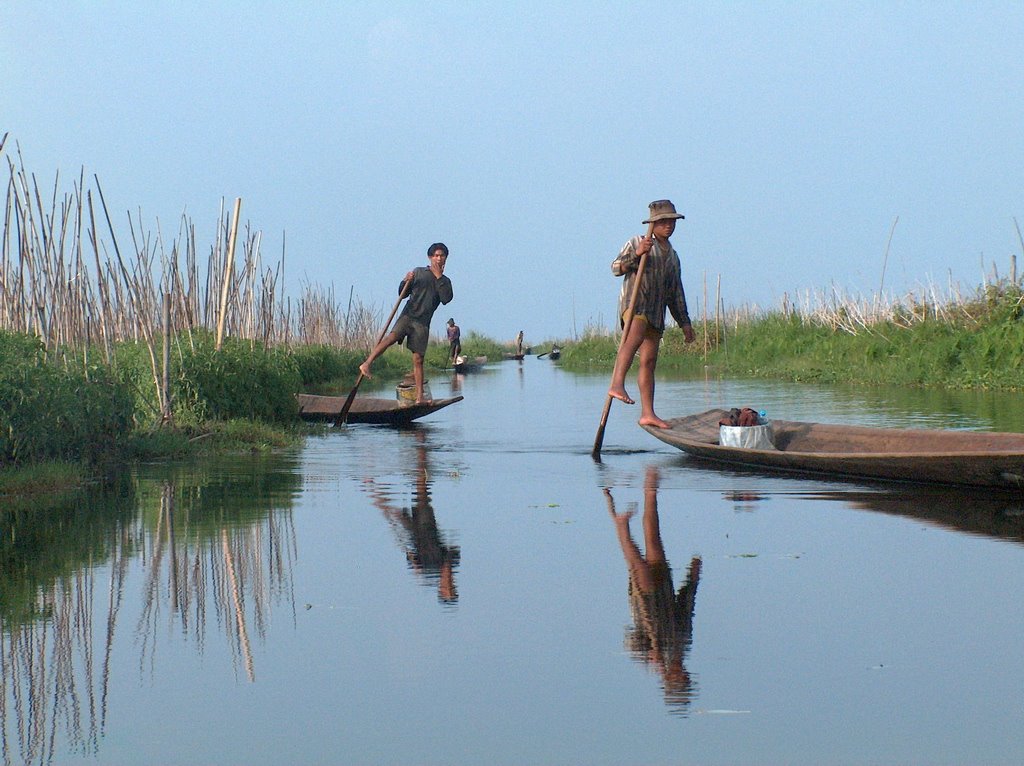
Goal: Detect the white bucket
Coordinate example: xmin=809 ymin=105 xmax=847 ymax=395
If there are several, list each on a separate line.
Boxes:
xmin=719 ymin=419 xmax=775 ymax=450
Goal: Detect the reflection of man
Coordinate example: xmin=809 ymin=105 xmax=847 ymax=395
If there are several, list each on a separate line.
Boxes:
xmin=365 ymin=429 xmax=460 ymax=604
xmin=606 ymin=465 xmax=701 ymax=712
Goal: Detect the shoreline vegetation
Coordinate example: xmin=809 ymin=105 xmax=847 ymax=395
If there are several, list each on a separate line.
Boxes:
xmin=3 ymin=136 xmax=1023 ymax=496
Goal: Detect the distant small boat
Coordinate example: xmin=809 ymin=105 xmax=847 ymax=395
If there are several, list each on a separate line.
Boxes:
xmin=453 ymin=355 xmax=487 ymax=373
xmin=643 ymin=408 xmax=1024 ymax=490
xmin=548 ymin=346 xmax=561 ymax=360
xmin=503 ymin=352 xmax=525 ymax=361
xmin=297 ymin=393 xmax=463 ymax=425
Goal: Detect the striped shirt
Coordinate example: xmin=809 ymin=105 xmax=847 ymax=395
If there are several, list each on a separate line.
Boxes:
xmin=611 ymin=236 xmax=692 ymax=333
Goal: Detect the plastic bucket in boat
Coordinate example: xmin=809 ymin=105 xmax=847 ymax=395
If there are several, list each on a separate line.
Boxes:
xmin=719 ymin=419 xmax=775 ymax=450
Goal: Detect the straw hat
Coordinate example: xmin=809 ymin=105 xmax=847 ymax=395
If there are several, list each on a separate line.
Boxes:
xmin=642 ymin=199 xmax=685 ymax=224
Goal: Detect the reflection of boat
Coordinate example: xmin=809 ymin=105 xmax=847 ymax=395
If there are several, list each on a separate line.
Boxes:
xmin=296 ymin=394 xmax=464 ymax=425
xmin=643 ymin=408 xmax=1024 ymax=489
xmin=453 ymin=355 xmax=487 ymax=373
xmin=814 ymin=487 xmax=1024 ymax=544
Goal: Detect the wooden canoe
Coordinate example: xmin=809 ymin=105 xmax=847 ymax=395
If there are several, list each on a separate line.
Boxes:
xmin=642 ymin=408 xmax=1024 ymax=489
xmin=453 ymin=355 xmax=487 ymax=373
xmin=297 ymin=393 xmax=463 ymax=425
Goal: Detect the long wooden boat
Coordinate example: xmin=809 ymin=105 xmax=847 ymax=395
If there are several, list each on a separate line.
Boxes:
xmin=296 ymin=393 xmax=463 ymax=425
xmin=642 ymin=408 xmax=1024 ymax=489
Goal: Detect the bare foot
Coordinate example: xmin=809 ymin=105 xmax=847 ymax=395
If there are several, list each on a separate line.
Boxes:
xmin=358 ymin=362 xmax=372 ymax=378
xmin=415 ymin=398 xmax=433 ymax=405
xmin=608 ymin=387 xmax=635 ymax=405
xmin=638 ymin=415 xmax=671 ymax=429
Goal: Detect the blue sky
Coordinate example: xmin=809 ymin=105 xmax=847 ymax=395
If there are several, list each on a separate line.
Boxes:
xmin=5 ymin=3 xmax=1024 ymax=342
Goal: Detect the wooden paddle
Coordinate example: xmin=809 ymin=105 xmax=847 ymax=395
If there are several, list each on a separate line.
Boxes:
xmin=336 ymin=277 xmax=412 ymax=425
xmin=592 ymin=222 xmax=654 ymax=458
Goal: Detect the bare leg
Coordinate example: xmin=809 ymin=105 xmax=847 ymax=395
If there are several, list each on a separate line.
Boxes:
xmin=608 ymin=318 xmax=647 ymax=405
xmin=412 ymin=352 xmax=431 ymax=404
xmin=636 ymin=326 xmax=669 ymax=429
xmin=359 ymin=331 xmax=399 ymax=378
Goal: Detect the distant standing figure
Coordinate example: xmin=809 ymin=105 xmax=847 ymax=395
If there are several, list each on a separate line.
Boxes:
xmin=359 ymin=243 xmax=453 ymax=404
xmin=607 ymin=200 xmax=696 ymax=429
xmin=515 ymin=330 xmax=524 ymax=356
xmin=447 ymin=318 xmax=461 ymax=362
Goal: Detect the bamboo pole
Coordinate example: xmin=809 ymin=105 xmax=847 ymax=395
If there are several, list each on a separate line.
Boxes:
xmin=215 ymin=197 xmax=241 ymax=351
xmin=162 ymin=291 xmax=171 ymax=423
xmin=701 ymin=269 xmax=708 ymax=361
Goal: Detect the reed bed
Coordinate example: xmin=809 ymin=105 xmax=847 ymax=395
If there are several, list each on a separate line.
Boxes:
xmin=1 ymin=137 xmax=382 ymax=368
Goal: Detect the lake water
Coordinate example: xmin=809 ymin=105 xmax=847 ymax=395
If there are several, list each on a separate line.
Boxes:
xmin=3 ymin=359 xmax=1024 ymax=765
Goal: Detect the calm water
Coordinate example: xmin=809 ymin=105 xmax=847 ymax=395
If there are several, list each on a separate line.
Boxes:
xmin=3 ymin=360 xmax=1024 ymax=765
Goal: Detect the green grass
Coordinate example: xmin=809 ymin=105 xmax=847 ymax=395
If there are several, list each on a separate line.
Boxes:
xmin=559 ymin=283 xmax=1024 ymax=391
xmin=0 ymin=461 xmax=86 ymax=500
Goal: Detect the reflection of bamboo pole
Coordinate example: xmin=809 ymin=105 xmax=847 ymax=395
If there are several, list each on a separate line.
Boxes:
xmin=165 ymin=484 xmax=179 ymax=613
xmin=222 ymin=530 xmax=255 ymax=682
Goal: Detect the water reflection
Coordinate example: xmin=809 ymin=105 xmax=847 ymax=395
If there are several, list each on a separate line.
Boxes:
xmin=0 ymin=478 xmax=137 ymax=765
xmin=363 ymin=428 xmax=461 ymax=605
xmin=674 ymin=453 xmax=1024 ymax=544
xmin=0 ymin=456 xmax=301 ymax=765
xmin=605 ymin=466 xmax=701 ymax=715
xmin=135 ymin=460 xmax=299 ymax=684
xmin=724 ymin=490 xmax=768 ymax=512
xmin=803 ymin=487 xmax=1024 ymax=544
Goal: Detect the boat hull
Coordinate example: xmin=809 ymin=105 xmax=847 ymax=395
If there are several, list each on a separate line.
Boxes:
xmin=643 ymin=408 xmax=1024 ymax=489
xmin=297 ymin=394 xmax=463 ymax=425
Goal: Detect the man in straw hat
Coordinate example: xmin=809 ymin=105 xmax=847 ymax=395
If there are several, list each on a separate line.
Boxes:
xmin=607 ymin=200 xmax=696 ymax=429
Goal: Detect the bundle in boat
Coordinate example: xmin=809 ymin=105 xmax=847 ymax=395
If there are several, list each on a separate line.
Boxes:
xmin=718 ymin=407 xmax=775 ymax=450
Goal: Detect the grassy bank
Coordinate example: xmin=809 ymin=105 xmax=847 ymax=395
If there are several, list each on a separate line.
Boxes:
xmin=0 ymin=326 xmax=499 ymax=496
xmin=561 ymin=282 xmax=1024 ymax=390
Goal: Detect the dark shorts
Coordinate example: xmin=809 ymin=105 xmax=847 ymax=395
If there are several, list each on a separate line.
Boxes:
xmin=392 ymin=315 xmax=429 ymax=355
xmin=621 ymin=312 xmax=663 ymax=335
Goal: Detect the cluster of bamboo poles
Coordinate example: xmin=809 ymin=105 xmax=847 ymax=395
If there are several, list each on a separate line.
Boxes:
xmin=1 ymin=136 xmax=381 ymax=367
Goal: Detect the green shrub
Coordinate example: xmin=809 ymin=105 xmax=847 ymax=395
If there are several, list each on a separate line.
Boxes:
xmin=0 ymin=332 xmax=134 ymax=466
xmin=174 ymin=336 xmax=301 ymax=424
xmin=290 ymin=344 xmax=361 ymax=386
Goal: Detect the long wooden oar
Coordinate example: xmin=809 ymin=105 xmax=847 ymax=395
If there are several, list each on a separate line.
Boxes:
xmin=592 ymin=223 xmax=654 ymax=458
xmin=336 ymin=278 xmax=412 ymax=425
